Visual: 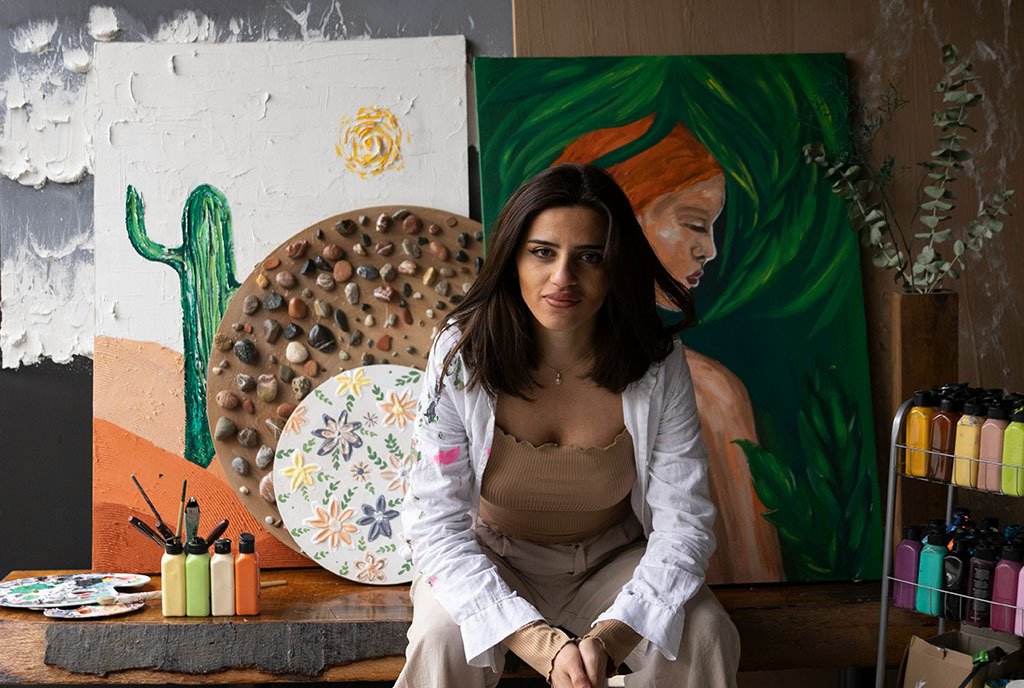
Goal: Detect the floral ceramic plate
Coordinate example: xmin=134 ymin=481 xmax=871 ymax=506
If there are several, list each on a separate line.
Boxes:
xmin=43 ymin=600 xmax=147 ymax=619
xmin=0 ymin=573 xmax=151 ymax=608
xmin=273 ymin=365 xmax=421 ymax=584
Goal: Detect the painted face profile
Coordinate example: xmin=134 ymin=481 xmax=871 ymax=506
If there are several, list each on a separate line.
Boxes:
xmin=553 ymin=115 xmax=724 ymax=302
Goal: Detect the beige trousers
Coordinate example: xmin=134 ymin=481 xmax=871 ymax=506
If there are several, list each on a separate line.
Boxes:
xmin=395 ymin=517 xmax=741 ymax=687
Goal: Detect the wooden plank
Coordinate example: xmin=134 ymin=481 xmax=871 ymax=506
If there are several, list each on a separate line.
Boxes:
xmin=0 ymin=570 xmax=933 ymax=682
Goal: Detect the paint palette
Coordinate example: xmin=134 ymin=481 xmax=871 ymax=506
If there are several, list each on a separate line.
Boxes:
xmin=0 ymin=573 xmax=151 ymax=609
xmin=43 ymin=600 xmax=146 ymax=619
xmin=205 ymin=205 xmax=484 ymax=556
xmin=273 ymin=365 xmax=420 ymax=584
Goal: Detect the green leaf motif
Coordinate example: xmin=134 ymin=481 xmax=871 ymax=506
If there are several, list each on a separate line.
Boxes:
xmin=371 ymin=385 xmax=385 ymax=402
xmin=397 ymin=560 xmax=413 ymax=576
xmin=314 ymin=389 xmax=332 ymax=405
xmin=290 ymin=527 xmax=311 ymax=538
xmin=302 ymin=438 xmax=316 ymax=453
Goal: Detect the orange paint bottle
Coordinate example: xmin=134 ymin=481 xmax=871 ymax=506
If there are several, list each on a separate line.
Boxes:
xmin=929 ymin=397 xmax=962 ymax=483
xmin=235 ymin=532 xmax=261 ymax=615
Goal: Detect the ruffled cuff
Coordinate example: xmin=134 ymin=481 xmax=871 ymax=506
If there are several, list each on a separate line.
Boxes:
xmin=583 ymin=619 xmax=642 ymax=674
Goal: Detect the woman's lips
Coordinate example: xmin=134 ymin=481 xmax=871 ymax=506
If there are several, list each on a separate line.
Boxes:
xmin=543 ymin=293 xmax=580 ymax=308
xmin=685 ymin=270 xmax=704 ymax=287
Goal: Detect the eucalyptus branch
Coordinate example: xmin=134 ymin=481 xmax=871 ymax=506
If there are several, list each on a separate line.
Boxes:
xmin=804 ymin=43 xmax=1013 ymax=293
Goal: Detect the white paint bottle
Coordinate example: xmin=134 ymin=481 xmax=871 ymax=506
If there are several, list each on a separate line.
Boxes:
xmin=210 ymin=538 xmax=236 ymax=617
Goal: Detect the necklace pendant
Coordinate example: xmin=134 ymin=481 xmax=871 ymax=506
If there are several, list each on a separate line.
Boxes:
xmin=555 ymin=373 xmax=562 ymax=385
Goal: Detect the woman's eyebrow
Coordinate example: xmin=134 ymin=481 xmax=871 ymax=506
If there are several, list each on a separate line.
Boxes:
xmin=525 ymin=239 xmax=604 ymax=250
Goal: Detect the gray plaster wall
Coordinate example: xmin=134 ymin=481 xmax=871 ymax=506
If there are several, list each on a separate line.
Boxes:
xmin=0 ymin=0 xmax=512 ymax=578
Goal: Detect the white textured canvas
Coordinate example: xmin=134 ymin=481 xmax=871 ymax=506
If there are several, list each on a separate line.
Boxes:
xmin=92 ymin=37 xmax=468 ymax=349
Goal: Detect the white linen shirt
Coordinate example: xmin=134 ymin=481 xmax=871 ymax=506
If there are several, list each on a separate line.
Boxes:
xmin=401 ymin=325 xmax=717 ymax=670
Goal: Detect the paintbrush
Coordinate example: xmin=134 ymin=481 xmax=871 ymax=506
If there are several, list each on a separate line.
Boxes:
xmin=204 ymin=519 xmax=229 ymax=545
xmin=184 ymin=496 xmax=200 ymax=542
xmin=130 ymin=474 xmax=176 ymax=541
xmin=174 ymin=480 xmax=187 ymax=539
xmin=98 ymin=580 xmax=288 ymax=605
xmin=128 ymin=517 xmax=165 ymax=548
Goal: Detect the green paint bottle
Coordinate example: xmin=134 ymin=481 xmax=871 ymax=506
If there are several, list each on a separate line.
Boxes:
xmin=915 ymin=532 xmax=948 ymax=616
xmin=185 ymin=537 xmax=211 ymax=617
xmin=1002 ymin=406 xmax=1024 ymax=497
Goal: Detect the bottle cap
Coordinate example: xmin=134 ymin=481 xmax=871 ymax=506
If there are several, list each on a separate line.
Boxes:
xmin=925 ymin=518 xmax=948 ymax=534
xmin=214 ymin=538 xmax=232 ymax=555
xmin=973 ymin=546 xmax=997 ymax=561
xmin=903 ymin=524 xmax=922 ymax=541
xmin=963 ymin=399 xmax=985 ymax=416
xmin=939 ymin=397 xmax=964 ymax=413
xmin=913 ymin=390 xmax=936 ymax=407
xmin=164 ymin=538 xmax=183 ymax=555
xmin=186 ymin=537 xmax=208 ymax=555
xmin=925 ymin=532 xmax=949 ymax=547
xmin=239 ymin=532 xmax=256 ymax=554
xmin=1013 ymin=405 xmax=1024 ymax=423
xmin=1001 ymin=547 xmax=1024 ymax=563
xmin=987 ymin=404 xmax=1009 ymax=421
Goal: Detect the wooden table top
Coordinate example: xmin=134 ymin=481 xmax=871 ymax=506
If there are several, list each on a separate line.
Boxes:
xmin=0 ymin=569 xmax=932 ymax=683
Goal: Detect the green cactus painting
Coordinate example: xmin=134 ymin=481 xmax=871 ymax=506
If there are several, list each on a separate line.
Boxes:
xmin=126 ymin=185 xmax=240 ymax=468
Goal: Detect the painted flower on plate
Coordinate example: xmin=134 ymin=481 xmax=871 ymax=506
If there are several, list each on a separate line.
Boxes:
xmin=363 ymin=411 xmax=379 ymax=427
xmin=380 ymin=453 xmax=412 ymax=494
xmin=281 ymin=452 xmax=319 ymax=490
xmin=311 ymin=410 xmax=363 ymax=460
xmin=335 ymin=369 xmax=371 ymax=398
xmin=350 ymin=461 xmax=371 ymax=481
xmin=379 ymin=389 xmax=416 ymax=429
xmin=305 ymin=499 xmax=358 ymax=549
xmin=356 ymin=495 xmax=400 ymax=542
xmin=283 ymin=405 xmax=308 ymax=435
xmin=355 ymin=552 xmax=387 ymax=583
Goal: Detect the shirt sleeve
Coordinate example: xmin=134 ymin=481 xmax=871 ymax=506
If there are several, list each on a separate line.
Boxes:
xmin=592 ymin=341 xmax=717 ymax=661
xmin=583 ymin=619 xmax=642 ymax=669
xmin=503 ymin=621 xmax=574 ymax=681
xmin=401 ymin=328 xmax=544 ymax=669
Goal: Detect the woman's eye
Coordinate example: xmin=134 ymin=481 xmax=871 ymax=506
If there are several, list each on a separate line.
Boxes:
xmin=530 ymin=247 xmax=555 ymax=258
xmin=682 ymin=222 xmax=708 ymax=234
xmin=579 ymin=252 xmax=604 ymax=264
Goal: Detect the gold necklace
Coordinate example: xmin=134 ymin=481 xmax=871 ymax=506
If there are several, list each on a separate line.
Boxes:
xmin=540 ymin=348 xmax=595 ymax=386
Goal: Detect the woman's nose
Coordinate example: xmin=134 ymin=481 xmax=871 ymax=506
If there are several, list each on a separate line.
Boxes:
xmin=551 ymin=257 xmax=577 ymax=286
xmin=695 ymin=234 xmax=717 ymax=264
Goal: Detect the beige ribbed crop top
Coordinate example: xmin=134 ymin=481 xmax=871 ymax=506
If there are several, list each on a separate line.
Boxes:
xmin=479 ymin=424 xmax=636 ymax=543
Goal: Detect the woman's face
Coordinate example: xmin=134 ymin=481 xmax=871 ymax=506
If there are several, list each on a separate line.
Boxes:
xmin=639 ymin=173 xmax=725 ymax=289
xmin=515 ymin=206 xmax=610 ymax=336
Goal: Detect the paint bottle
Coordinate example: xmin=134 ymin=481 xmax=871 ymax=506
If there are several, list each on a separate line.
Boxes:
xmin=210 ymin=538 xmax=235 ymax=617
xmin=916 ymin=532 xmax=947 ymax=616
xmin=185 ymin=537 xmax=211 ymax=617
xmin=1002 ymin=406 xmax=1024 ymax=497
xmin=235 ymin=532 xmax=261 ymax=615
xmin=966 ymin=546 xmax=997 ymax=627
xmin=980 ymin=403 xmax=1011 ymax=493
xmin=893 ymin=525 xmax=922 ymax=609
xmin=160 ymin=538 xmax=186 ymax=617
xmin=905 ymin=391 xmax=937 ymax=477
xmin=953 ymin=400 xmax=986 ymax=488
xmin=991 ymin=547 xmax=1023 ymax=633
xmin=929 ymin=397 xmax=962 ymax=482
xmin=1015 ymin=563 xmax=1024 ymax=635
xmin=942 ymin=537 xmax=970 ymax=622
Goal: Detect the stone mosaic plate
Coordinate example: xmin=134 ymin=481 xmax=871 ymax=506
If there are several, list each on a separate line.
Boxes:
xmin=206 ymin=205 xmax=483 ymax=555
xmin=0 ymin=573 xmax=151 ymax=608
xmin=273 ymin=365 xmax=421 ymax=584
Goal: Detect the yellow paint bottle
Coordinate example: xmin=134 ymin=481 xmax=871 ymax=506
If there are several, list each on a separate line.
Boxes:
xmin=161 ymin=538 xmax=186 ymax=617
xmin=952 ymin=400 xmax=985 ymax=488
xmin=905 ymin=391 xmax=937 ymax=477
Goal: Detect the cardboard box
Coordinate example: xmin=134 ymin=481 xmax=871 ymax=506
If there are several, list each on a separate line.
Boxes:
xmin=899 ymin=625 xmax=1022 ymax=688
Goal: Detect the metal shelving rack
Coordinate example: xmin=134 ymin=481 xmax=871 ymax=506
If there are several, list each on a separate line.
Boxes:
xmin=875 ymin=399 xmax=1024 ymax=688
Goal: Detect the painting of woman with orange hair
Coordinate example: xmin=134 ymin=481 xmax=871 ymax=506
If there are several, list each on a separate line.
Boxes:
xmin=476 ymin=54 xmax=882 ymax=583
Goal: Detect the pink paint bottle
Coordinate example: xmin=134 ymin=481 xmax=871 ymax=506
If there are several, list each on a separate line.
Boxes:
xmin=980 ymin=403 xmax=1010 ymax=492
xmin=1016 ymin=562 xmax=1024 ymax=635
xmin=992 ymin=547 xmax=1023 ymax=633
xmin=893 ymin=524 xmax=922 ymax=609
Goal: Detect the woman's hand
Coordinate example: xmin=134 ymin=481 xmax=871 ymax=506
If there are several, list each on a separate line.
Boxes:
xmin=550 ymin=641 xmax=594 ymax=688
xmin=578 ymin=637 xmax=609 ymax=685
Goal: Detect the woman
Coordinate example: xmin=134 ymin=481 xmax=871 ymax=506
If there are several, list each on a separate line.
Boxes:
xmin=554 ymin=115 xmax=784 ymax=584
xmin=397 ymin=163 xmax=740 ymax=687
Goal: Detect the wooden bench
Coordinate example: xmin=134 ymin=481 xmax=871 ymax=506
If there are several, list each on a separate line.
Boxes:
xmin=0 ymin=569 xmax=933 ymax=683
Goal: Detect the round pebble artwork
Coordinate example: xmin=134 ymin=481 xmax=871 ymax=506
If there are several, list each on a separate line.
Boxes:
xmin=205 ymin=205 xmax=483 ymax=554
xmin=0 ymin=573 xmax=151 ymax=609
xmin=273 ymin=365 xmax=421 ymax=584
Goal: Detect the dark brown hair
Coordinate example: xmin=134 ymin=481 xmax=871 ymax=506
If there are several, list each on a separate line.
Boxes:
xmin=439 ymin=162 xmax=696 ymax=398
